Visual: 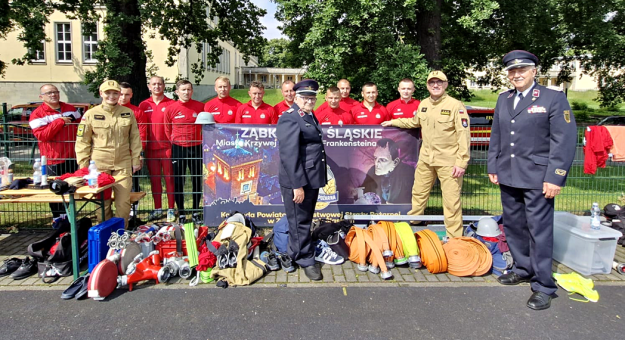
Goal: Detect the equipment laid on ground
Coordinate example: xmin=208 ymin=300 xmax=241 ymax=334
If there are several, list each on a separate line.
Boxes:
xmin=553 ymin=272 xmax=599 ymax=302
xmin=613 ymin=261 xmax=625 ymax=275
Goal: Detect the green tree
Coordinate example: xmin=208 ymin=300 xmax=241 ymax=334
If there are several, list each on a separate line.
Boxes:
xmin=1 ymin=0 xmax=266 ymax=104
xmin=259 ymin=38 xmax=293 ymax=68
xmin=274 ymin=0 xmax=612 ymax=104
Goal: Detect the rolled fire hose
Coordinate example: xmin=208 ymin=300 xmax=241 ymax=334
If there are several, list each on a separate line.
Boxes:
xmin=345 ymin=227 xmax=392 ymax=279
xmin=442 ymin=237 xmax=493 ymax=276
xmin=377 ymin=221 xmax=407 ymax=266
xmin=613 ymin=261 xmax=625 ymax=275
xmin=415 ymin=229 xmax=448 ymax=274
xmin=394 ymin=222 xmax=421 ymax=268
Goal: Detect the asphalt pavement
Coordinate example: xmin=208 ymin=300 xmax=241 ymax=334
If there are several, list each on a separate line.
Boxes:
xmin=1 ymin=285 xmax=623 ymax=340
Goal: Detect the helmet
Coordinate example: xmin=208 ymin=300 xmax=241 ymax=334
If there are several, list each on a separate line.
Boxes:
xmin=195 ymin=111 xmax=216 ymax=125
xmin=603 ymin=203 xmax=623 ymax=221
xmin=476 ymin=217 xmax=501 ymax=237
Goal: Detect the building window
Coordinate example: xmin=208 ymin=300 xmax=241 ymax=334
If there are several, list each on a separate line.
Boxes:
xmin=55 ymin=23 xmax=72 ymax=63
xmin=30 ymin=41 xmax=46 ymax=63
xmin=261 ymin=75 xmax=268 ymax=82
xmin=82 ymin=25 xmax=98 ymax=63
xmin=287 ymin=76 xmax=293 ymax=81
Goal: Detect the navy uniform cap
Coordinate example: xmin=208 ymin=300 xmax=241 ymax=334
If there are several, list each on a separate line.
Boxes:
xmin=503 ymin=50 xmax=539 ymax=71
xmin=294 ymin=79 xmax=319 ymax=96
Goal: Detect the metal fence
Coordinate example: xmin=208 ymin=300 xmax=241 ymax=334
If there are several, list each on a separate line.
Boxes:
xmin=1 ymin=104 xmax=623 ymax=228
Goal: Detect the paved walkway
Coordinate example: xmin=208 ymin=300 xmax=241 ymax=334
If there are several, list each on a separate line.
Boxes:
xmin=1 ymin=231 xmax=624 ymax=289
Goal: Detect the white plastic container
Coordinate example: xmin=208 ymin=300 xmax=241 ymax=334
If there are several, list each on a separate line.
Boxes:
xmin=553 ymin=212 xmax=623 ymax=275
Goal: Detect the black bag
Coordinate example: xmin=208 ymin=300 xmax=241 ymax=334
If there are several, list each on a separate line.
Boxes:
xmin=27 ymin=217 xmax=92 ymax=283
xmin=311 ymin=219 xmax=352 ymax=259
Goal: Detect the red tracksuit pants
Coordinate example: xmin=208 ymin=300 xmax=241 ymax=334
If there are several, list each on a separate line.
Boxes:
xmin=146 ymin=148 xmax=175 ymax=210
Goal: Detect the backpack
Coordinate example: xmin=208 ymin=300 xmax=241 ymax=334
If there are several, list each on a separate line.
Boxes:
xmin=273 ymin=215 xmax=289 ymax=253
xmin=210 ymin=219 xmax=268 ymax=286
xmin=27 ymin=217 xmax=92 ymax=283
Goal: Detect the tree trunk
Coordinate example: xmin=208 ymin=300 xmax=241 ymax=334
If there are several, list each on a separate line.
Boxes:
xmin=108 ymin=0 xmax=148 ymax=105
xmin=417 ymin=0 xmax=442 ymax=69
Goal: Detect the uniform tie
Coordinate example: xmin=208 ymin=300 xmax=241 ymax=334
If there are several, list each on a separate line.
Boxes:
xmin=514 ymin=92 xmax=523 ymax=109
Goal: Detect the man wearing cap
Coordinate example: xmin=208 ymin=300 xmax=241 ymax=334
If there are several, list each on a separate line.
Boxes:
xmin=314 ymin=86 xmax=353 ymax=125
xmin=75 ymin=80 xmax=143 ymax=227
xmin=163 ymin=79 xmax=205 ymax=225
xmin=138 ymin=76 xmax=176 ymax=222
xmin=203 ymin=76 xmax=241 ymax=124
xmin=488 ymin=50 xmax=577 ymax=310
xmin=350 ymin=82 xmax=392 ymax=125
xmin=276 ymin=79 xmax=328 ymax=281
xmin=29 ymin=84 xmax=81 ymax=219
xmin=235 ymin=81 xmax=278 ymax=124
xmin=382 ymin=71 xmax=470 ymax=238
xmin=273 ymin=80 xmax=296 ymax=118
xmin=386 ymin=78 xmax=420 ymax=119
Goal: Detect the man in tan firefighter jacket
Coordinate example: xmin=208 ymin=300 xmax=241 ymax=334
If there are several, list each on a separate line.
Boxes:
xmin=75 ymin=80 xmax=143 ymax=228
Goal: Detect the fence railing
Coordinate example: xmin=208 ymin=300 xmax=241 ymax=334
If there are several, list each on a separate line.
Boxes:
xmin=1 ymin=110 xmax=622 ymax=228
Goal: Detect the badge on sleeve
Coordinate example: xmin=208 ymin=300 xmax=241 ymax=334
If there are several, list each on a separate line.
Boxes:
xmin=77 ymin=124 xmax=85 ymax=137
xmin=421 ymin=107 xmax=427 ymax=112
xmin=459 ymin=109 xmax=465 ymax=114
xmin=462 ymin=118 xmax=468 ymax=128
xmin=563 ymin=110 xmax=571 ymax=123
xmin=555 ymin=169 xmax=567 ymax=176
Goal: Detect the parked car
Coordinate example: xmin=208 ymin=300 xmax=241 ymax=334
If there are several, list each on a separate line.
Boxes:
xmin=597 ymin=116 xmax=625 ymax=126
xmin=1 ymin=102 xmax=92 ymax=137
xmin=466 ymin=105 xmax=495 ymax=147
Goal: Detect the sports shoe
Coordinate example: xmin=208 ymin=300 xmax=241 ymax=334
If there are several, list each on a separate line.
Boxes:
xmin=10 ymin=257 xmax=38 ymax=280
xmin=147 ymin=209 xmax=163 ymax=221
xmin=178 ymin=215 xmax=186 ymax=225
xmin=260 ymin=251 xmax=280 ymax=271
xmin=314 ymin=240 xmax=344 ymax=265
xmin=166 ymin=209 xmax=176 ymax=222
xmin=0 ymin=257 xmax=22 ymax=277
xmin=277 ymin=252 xmax=296 ymax=273
xmin=192 ymin=213 xmax=202 ymax=225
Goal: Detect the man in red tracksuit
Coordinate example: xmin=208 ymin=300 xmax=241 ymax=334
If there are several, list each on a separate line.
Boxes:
xmin=203 ymin=76 xmax=241 ymax=123
xmin=314 ymin=86 xmax=353 ymax=125
xmin=235 ymin=81 xmax=278 ymax=124
xmin=386 ymin=78 xmax=421 ymax=119
xmin=164 ymin=80 xmax=205 ymax=224
xmin=139 ymin=76 xmax=176 ymax=222
xmin=316 ymin=79 xmax=359 ymax=113
xmin=119 ymin=82 xmax=147 ymax=216
xmin=29 ymin=84 xmax=81 ymax=219
xmin=350 ymin=82 xmax=391 ymax=125
xmin=274 ymin=80 xmax=295 ymax=118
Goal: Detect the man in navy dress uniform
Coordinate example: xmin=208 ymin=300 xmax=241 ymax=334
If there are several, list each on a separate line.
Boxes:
xmin=487 ymin=50 xmax=577 ymax=310
xmin=277 ymin=79 xmax=328 ymax=281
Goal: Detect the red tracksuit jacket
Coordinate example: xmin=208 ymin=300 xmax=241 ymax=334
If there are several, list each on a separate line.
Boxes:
xmin=29 ymin=102 xmax=79 ymax=165
xmin=139 ymin=96 xmax=175 ymax=151
xmin=164 ymin=100 xmax=205 ymax=147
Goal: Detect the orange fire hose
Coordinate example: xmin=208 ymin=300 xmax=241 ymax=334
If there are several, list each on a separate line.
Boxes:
xmin=415 ymin=230 xmax=448 ymax=274
xmin=376 ymin=221 xmax=406 ymax=264
xmin=442 ymin=237 xmax=492 ymax=276
xmin=345 ymin=226 xmax=389 ymax=273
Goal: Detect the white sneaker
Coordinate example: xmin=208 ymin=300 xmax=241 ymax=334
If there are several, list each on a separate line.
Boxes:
xmin=314 ymin=241 xmax=344 ymax=265
xmin=167 ymin=209 xmax=175 ymax=222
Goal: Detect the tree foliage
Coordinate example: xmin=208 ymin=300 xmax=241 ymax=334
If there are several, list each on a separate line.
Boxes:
xmin=275 ymin=0 xmax=625 ymax=107
xmin=258 ymin=38 xmax=292 ymax=68
xmin=1 ymin=0 xmax=266 ymax=104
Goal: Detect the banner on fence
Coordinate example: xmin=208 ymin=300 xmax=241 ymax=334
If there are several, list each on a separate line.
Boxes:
xmin=202 ymin=124 xmax=421 ymax=226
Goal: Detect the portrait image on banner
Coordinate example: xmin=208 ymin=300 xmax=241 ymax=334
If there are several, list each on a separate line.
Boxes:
xmin=202 ymin=124 xmax=421 ymax=225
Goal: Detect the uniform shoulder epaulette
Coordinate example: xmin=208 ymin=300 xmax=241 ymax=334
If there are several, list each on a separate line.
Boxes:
xmin=546 ymin=85 xmax=563 ymax=92
xmin=284 ymin=108 xmax=294 ymax=114
xmin=499 ymin=89 xmax=513 ymax=96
